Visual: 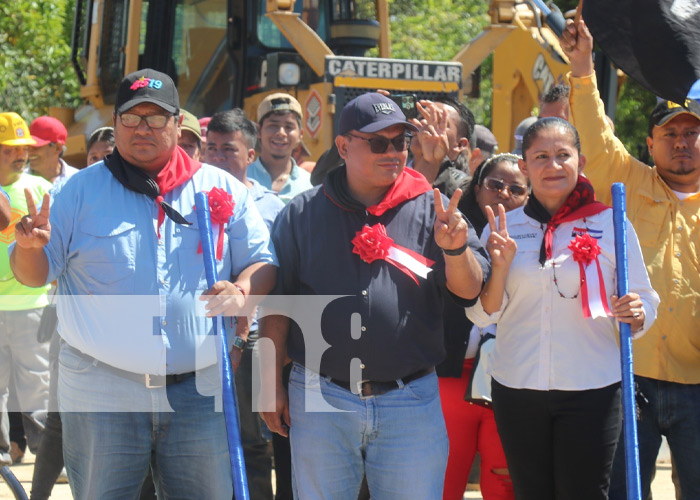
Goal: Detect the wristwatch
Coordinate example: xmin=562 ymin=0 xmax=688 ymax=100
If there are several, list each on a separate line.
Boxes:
xmin=232 ymin=336 xmax=247 ymax=351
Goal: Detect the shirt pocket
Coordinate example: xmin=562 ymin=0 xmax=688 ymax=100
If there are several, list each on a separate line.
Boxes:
xmin=633 ymin=198 xmax=672 ymax=249
xmin=75 ymin=218 xmax=136 ymax=293
xmin=175 ymin=221 xmax=230 ymax=291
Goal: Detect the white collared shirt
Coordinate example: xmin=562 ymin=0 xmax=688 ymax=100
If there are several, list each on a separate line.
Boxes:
xmin=466 ymin=207 xmax=659 ymax=391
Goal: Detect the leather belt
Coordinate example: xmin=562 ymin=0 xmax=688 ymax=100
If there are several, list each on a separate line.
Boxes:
xmin=326 ymin=367 xmax=434 ymax=397
xmin=64 ymin=343 xmax=196 ymax=389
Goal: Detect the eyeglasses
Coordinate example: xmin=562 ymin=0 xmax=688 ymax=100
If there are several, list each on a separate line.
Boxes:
xmin=118 ymin=113 xmax=175 ymax=129
xmin=482 ymin=177 xmax=528 ymax=197
xmin=346 ymin=133 xmax=412 ymax=154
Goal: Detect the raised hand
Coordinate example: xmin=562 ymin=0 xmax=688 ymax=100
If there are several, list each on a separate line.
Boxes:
xmin=434 ymin=188 xmax=468 ymax=252
xmin=14 ymin=189 xmax=51 ymax=249
xmin=560 ymin=19 xmax=594 ymax=77
xmin=484 ymin=204 xmax=517 ymax=269
xmin=415 ymin=101 xmax=449 ymax=165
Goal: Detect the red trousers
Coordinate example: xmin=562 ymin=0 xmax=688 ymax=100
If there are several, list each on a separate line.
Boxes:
xmin=439 ymin=359 xmax=513 ymax=500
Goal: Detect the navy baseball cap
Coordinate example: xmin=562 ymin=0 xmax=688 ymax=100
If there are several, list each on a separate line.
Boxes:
xmin=115 ymin=69 xmax=179 ymax=115
xmin=338 ymin=93 xmax=418 ymax=135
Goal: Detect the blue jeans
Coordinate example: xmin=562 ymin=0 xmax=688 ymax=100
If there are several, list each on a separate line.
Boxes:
xmin=58 ymin=342 xmax=232 ymax=500
xmin=287 ymin=363 xmax=448 ymax=500
xmin=609 ymin=376 xmax=700 ymax=500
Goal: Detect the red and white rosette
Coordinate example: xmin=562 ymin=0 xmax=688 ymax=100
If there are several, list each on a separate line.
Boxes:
xmin=197 ymin=187 xmax=235 ymax=261
xmin=351 ymin=223 xmax=435 ymax=285
xmin=568 ymin=233 xmax=611 ymax=319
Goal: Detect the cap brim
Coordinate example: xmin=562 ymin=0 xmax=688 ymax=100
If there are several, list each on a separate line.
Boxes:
xmin=656 ymin=110 xmax=700 ymax=128
xmin=30 ymin=136 xmax=52 ymax=147
xmin=117 ymin=97 xmax=178 ymax=115
xmin=1 ymin=137 xmax=37 ymax=146
xmin=357 ymin=120 xmax=419 ymax=134
xmin=180 ymin=127 xmax=202 ymax=140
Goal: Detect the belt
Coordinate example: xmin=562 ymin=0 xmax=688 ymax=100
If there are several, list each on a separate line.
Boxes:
xmin=326 ymin=367 xmax=434 ymax=397
xmin=64 ymin=343 xmax=196 ymax=389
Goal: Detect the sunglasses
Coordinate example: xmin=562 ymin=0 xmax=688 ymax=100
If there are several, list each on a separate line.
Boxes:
xmin=346 ymin=133 xmax=412 ymax=154
xmin=119 ymin=113 xmax=175 ymax=129
xmin=482 ymin=176 xmax=528 ymax=197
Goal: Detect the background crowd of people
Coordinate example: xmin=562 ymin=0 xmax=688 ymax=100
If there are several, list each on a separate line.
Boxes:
xmin=0 ymin=15 xmax=698 ymax=500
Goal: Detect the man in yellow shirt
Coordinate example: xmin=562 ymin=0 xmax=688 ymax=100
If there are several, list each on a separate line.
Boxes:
xmin=561 ymin=20 xmax=700 ymax=499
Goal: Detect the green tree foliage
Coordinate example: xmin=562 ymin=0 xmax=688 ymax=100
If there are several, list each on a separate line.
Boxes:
xmin=0 ymin=0 xmax=81 ymax=121
xmin=384 ymin=0 xmax=490 ymax=62
xmin=383 ymin=0 xmax=655 ymax=155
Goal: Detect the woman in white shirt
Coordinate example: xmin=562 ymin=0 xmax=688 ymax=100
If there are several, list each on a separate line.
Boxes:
xmin=466 ymin=117 xmax=659 ymax=500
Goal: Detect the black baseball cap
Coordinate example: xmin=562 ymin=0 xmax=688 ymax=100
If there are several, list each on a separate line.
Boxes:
xmin=115 ymin=69 xmax=179 ymax=115
xmin=648 ymin=99 xmax=700 ymax=136
xmin=338 ymin=93 xmax=418 ymax=135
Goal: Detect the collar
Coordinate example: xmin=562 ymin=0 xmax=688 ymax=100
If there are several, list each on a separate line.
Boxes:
xmin=323 ymin=165 xmax=432 ymax=214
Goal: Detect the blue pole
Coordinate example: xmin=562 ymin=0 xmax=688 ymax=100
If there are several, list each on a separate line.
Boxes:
xmin=611 ymin=183 xmax=642 ymax=500
xmin=195 ymin=192 xmax=250 ymax=500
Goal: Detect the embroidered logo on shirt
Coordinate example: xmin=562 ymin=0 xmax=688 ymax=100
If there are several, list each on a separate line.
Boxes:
xmin=511 ymin=232 xmax=539 ymax=240
xmin=572 ymin=227 xmax=602 ymax=239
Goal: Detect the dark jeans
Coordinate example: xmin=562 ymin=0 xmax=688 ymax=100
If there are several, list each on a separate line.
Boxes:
xmin=609 ymin=376 xmax=700 ymax=500
xmin=492 ymin=380 xmax=621 ymax=500
xmin=30 ymin=333 xmax=62 ymax=500
xmin=236 ymin=344 xmax=273 ymax=500
xmin=29 ymin=411 xmax=63 ymax=500
xmin=272 ymin=362 xmax=293 ymax=500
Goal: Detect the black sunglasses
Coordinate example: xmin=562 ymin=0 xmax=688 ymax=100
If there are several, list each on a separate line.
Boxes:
xmin=482 ymin=176 xmax=528 ymax=198
xmin=346 ymin=133 xmax=412 ymax=154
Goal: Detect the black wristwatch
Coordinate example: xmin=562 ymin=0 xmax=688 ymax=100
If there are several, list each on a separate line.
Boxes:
xmin=232 ymin=336 xmax=247 ymax=351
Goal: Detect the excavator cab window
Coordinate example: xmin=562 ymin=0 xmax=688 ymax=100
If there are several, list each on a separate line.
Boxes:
xmin=98 ymin=0 xmax=129 ymax=105
xmin=257 ymin=0 xmax=328 ymax=49
xmin=140 ymin=0 xmax=235 ymax=118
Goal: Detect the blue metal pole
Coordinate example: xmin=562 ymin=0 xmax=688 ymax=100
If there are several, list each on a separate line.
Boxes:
xmin=611 ymin=183 xmax=642 ymax=500
xmin=195 ymin=192 xmax=250 ymax=500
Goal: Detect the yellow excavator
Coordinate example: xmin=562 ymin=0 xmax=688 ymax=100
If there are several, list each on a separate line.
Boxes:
xmin=61 ymin=0 xmax=602 ymax=166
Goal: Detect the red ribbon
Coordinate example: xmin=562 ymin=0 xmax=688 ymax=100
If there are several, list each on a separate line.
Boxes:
xmin=197 ymin=187 xmax=235 ymax=261
xmin=568 ymin=233 xmax=611 ymax=318
xmin=352 ymin=223 xmax=435 ymax=285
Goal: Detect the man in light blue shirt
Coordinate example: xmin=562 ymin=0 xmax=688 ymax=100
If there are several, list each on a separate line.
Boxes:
xmin=247 ymin=93 xmax=312 ymax=204
xmin=10 ymin=69 xmax=278 ymax=499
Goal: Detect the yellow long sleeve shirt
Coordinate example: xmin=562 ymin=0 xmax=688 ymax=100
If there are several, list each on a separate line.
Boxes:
xmin=567 ymin=73 xmax=700 ymax=384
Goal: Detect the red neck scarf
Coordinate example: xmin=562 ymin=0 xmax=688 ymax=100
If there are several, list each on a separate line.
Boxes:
xmin=524 ymin=175 xmax=609 ymax=265
xmin=105 ymin=146 xmax=202 ymax=237
xmin=154 ymin=146 xmax=202 ymax=234
xmin=367 ymin=168 xmax=433 ymax=215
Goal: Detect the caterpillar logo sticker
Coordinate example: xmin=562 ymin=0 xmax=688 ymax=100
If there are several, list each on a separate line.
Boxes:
xmin=326 ymin=56 xmax=462 ymax=93
xmin=305 ymin=90 xmax=322 ymax=138
xmin=532 ymin=54 xmax=555 ymax=96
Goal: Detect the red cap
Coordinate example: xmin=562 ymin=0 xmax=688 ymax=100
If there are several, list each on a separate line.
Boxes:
xmin=29 ymin=116 xmax=68 ymax=147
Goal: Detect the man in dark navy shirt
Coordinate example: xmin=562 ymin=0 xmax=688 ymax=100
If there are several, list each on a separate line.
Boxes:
xmin=260 ymin=92 xmax=489 ymax=500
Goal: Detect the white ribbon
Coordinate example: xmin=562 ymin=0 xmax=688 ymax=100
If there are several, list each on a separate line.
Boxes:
xmin=387 ymin=247 xmax=433 ymax=279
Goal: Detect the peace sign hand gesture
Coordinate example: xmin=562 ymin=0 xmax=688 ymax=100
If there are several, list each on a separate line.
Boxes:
xmin=15 ymin=189 xmax=51 ymax=249
xmin=484 ymin=204 xmax=517 ymax=269
xmin=434 ymin=188 xmax=468 ymax=252
xmin=414 ymin=101 xmax=449 ymax=165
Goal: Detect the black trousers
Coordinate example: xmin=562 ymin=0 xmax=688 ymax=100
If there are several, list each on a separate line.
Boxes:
xmin=492 ymin=380 xmax=621 ymax=500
